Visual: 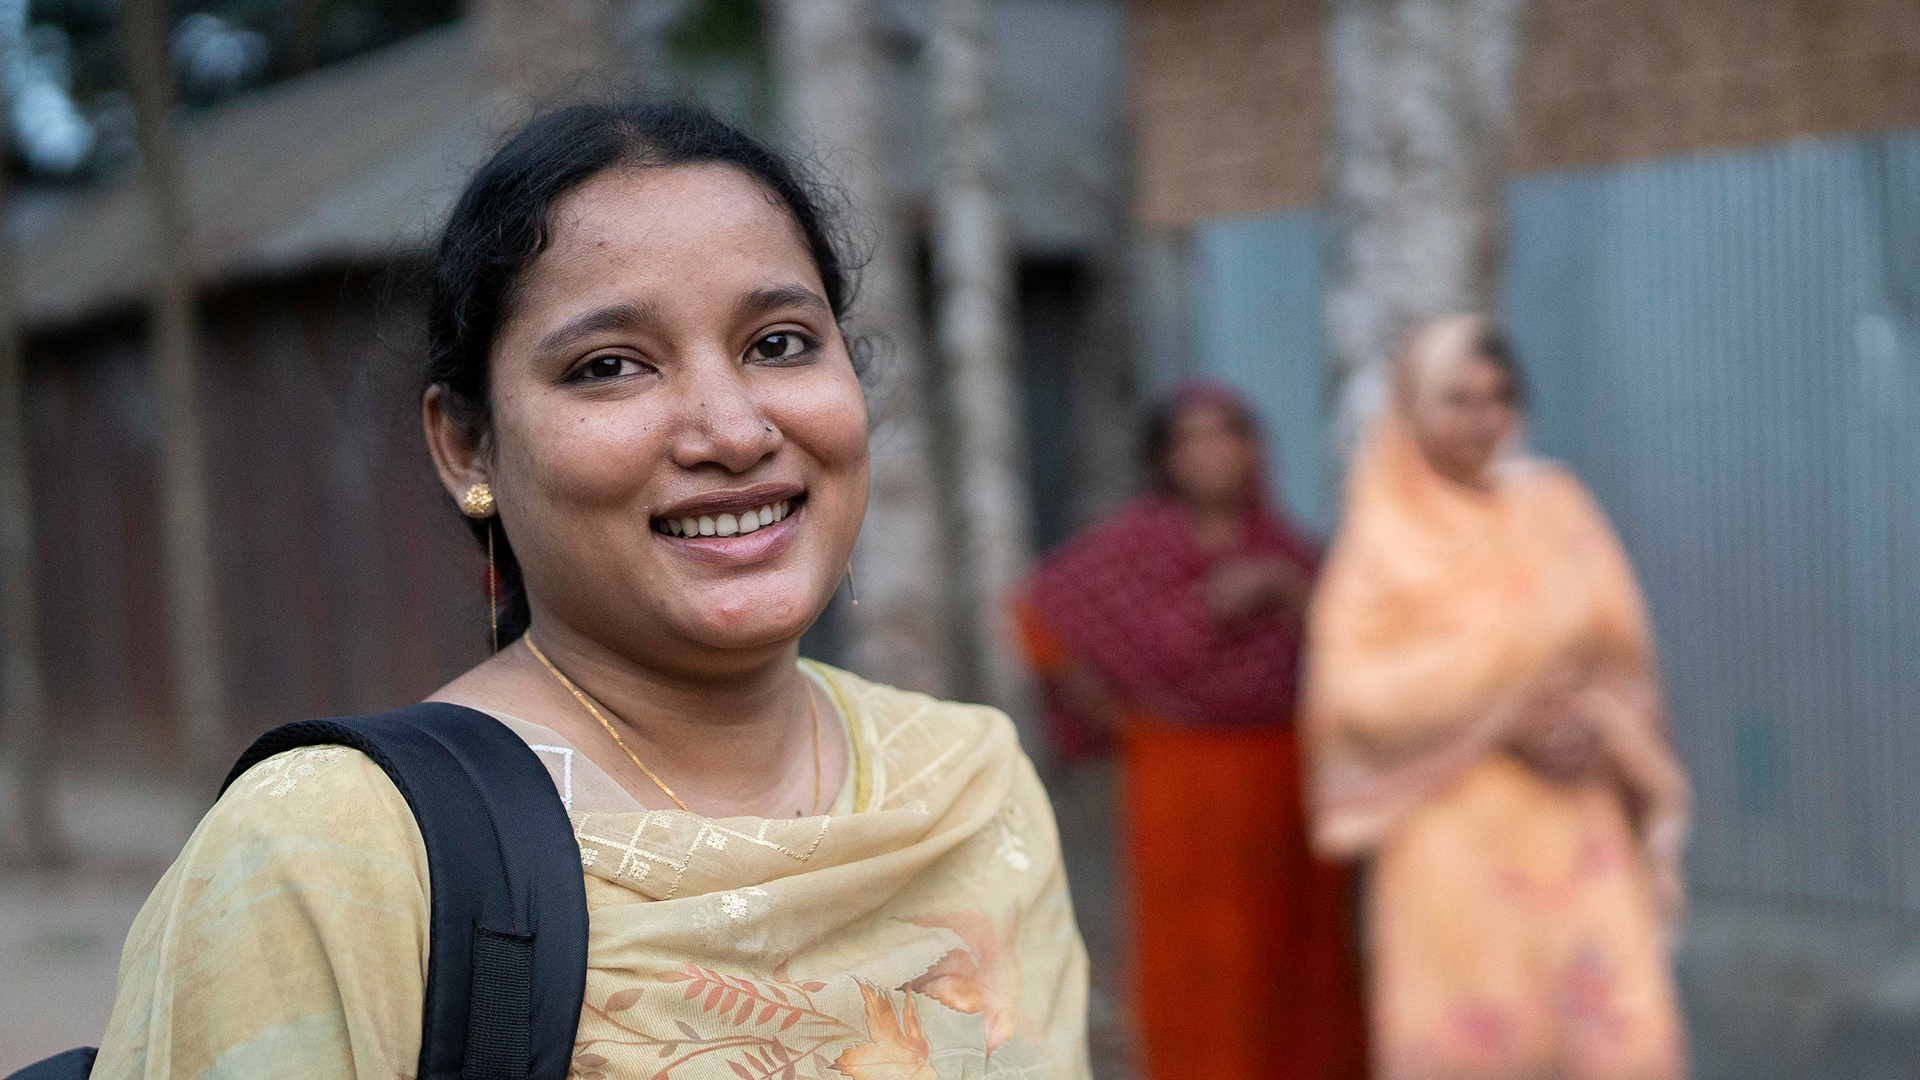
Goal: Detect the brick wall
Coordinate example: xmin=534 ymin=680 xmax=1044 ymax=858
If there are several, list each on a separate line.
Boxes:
xmin=1135 ymin=0 xmax=1920 ymax=225
xmin=1133 ymin=0 xmax=1326 ymax=226
xmin=1514 ymin=0 xmax=1920 ymax=171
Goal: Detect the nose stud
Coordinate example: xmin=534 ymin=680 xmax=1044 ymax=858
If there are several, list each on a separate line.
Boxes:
xmin=765 ymin=425 xmax=775 ymax=433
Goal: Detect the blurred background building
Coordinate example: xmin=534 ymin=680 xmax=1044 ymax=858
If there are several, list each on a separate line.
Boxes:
xmin=2 ymin=1 xmax=1918 ymax=1077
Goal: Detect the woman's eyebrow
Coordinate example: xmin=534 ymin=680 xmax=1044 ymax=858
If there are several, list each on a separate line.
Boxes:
xmin=735 ymin=284 xmax=830 ymax=322
xmin=537 ymin=301 xmax=661 ymax=353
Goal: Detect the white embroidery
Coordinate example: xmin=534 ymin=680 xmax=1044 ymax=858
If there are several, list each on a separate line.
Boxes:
xmin=693 ymin=887 xmax=772 ymax=949
xmin=253 ymin=747 xmax=350 ymax=798
xmin=527 ymin=743 xmax=574 ymax=809
xmin=990 ymin=801 xmax=1032 ymax=871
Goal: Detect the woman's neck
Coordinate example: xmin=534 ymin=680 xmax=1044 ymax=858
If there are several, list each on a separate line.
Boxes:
xmin=430 ymin=619 xmax=841 ymax=818
xmin=1178 ymin=493 xmax=1251 ymax=552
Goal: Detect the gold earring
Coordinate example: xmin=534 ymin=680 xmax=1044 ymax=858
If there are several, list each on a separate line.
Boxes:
xmin=461 ymin=484 xmax=498 ymax=651
xmin=461 ymin=482 xmax=495 ymax=518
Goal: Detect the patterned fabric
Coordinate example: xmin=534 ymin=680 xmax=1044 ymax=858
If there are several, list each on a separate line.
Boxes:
xmin=92 ymin=663 xmax=1091 ymax=1080
xmin=1021 ymin=385 xmax=1319 ymax=753
xmin=1303 ymin=315 xmax=1692 ymax=1079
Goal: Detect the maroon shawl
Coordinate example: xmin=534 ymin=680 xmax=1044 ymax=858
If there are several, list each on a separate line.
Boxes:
xmin=1024 ymin=434 xmax=1320 ymax=756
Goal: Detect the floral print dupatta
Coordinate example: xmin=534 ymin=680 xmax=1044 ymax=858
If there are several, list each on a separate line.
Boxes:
xmin=565 ymin=664 xmax=1089 ymax=1080
xmin=92 ymin=663 xmax=1090 ymax=1080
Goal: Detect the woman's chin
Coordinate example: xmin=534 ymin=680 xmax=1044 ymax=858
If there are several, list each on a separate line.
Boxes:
xmin=675 ymin=589 xmax=825 ymax=655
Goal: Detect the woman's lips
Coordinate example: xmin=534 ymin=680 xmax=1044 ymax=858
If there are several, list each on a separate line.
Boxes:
xmin=652 ymin=498 xmax=803 ymax=565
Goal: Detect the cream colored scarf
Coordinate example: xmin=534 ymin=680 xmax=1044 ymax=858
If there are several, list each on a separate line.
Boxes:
xmin=94 ymin=662 xmax=1090 ymax=1080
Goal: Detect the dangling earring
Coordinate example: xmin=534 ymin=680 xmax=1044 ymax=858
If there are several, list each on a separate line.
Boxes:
xmin=845 ymin=561 xmax=858 ymax=606
xmin=461 ymin=483 xmax=499 ymax=652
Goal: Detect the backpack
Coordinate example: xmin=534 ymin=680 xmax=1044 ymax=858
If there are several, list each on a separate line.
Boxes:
xmin=9 ymin=703 xmax=590 ymax=1080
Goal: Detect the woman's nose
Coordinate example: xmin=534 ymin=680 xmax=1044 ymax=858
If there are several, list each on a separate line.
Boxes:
xmin=669 ymin=371 xmax=781 ymax=473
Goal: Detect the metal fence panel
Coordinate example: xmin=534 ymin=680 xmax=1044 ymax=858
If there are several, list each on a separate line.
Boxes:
xmin=1192 ymin=210 xmax=1335 ymax=536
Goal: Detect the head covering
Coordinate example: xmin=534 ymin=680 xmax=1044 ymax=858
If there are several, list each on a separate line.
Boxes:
xmin=1023 ymin=383 xmax=1320 ymax=754
xmin=1302 ymin=316 xmax=1688 ymax=913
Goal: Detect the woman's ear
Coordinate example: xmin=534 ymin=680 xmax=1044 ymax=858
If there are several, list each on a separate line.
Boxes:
xmin=422 ymin=384 xmax=491 ymax=505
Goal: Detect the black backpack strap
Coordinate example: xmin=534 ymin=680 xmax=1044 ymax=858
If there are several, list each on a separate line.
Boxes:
xmin=223 ymin=702 xmax=588 ymax=1080
xmin=5 ymin=1047 xmax=96 ymax=1080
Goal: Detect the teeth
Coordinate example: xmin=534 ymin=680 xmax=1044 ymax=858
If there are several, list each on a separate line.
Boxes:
xmin=658 ymin=499 xmax=797 ymax=537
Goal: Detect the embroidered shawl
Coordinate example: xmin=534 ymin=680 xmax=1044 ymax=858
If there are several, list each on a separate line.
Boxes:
xmin=92 ymin=662 xmax=1091 ymax=1080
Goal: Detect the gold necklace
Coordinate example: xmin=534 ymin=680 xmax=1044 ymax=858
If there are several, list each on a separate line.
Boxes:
xmin=523 ymin=635 xmax=823 ymax=816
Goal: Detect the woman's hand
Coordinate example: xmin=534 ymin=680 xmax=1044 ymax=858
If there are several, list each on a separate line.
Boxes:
xmin=1054 ymin=660 xmax=1129 ymax=737
xmin=1506 ymin=683 xmax=1608 ymax=781
xmin=1201 ymin=557 xmax=1312 ymax=625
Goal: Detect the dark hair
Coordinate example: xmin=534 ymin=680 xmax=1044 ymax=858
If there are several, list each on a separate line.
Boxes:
xmin=423 ymin=99 xmax=862 ymax=648
xmin=1475 ymin=326 xmax=1527 ymax=406
xmin=1140 ymin=382 xmax=1260 ymax=493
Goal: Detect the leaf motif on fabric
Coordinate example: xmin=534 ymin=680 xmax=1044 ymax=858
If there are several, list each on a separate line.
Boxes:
xmin=652 ymin=962 xmax=839 ymax=1034
xmin=603 ymin=988 xmax=645 ymax=1013
xmin=830 ymin=980 xmax=936 ymax=1080
xmin=901 ymin=912 xmax=1026 ymax=1052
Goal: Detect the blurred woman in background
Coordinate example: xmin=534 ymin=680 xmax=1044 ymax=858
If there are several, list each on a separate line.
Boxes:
xmin=1017 ymin=383 xmax=1367 ymax=1080
xmin=1305 ymin=315 xmax=1691 ymax=1079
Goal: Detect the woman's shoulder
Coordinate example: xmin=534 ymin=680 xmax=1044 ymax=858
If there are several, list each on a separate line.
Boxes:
xmin=205 ymin=743 xmax=424 ymax=859
xmin=95 ymin=744 xmax=429 ymax=1076
xmin=1497 ymin=456 xmax=1614 ymax=519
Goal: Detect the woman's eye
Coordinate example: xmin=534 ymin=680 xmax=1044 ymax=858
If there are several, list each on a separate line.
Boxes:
xmin=578 ymin=355 xmax=640 ymax=380
xmin=749 ymin=331 xmax=815 ymax=363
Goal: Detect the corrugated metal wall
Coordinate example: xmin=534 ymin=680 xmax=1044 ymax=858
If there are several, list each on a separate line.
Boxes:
xmin=1505 ymin=130 xmax=1920 ymax=913
xmin=1192 ymin=129 xmax=1920 ymax=914
xmin=1191 ymin=210 xmax=1335 ymax=536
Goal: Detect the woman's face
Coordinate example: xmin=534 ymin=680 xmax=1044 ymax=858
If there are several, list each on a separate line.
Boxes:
xmin=1411 ymin=353 xmax=1518 ymax=487
xmin=429 ymin=163 xmax=869 ymax=673
xmin=1164 ymin=400 xmax=1260 ymax=508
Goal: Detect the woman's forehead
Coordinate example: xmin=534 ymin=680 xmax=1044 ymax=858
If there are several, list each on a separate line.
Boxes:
xmin=525 ymin=163 xmax=821 ymax=306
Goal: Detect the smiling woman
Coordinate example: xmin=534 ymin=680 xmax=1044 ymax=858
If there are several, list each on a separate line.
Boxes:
xmin=85 ymin=102 xmax=1091 ymax=1080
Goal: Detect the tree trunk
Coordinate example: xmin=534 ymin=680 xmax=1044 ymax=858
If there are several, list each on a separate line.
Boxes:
xmin=1324 ymin=0 xmax=1527 ymax=450
xmin=123 ymin=0 xmax=228 ymax=770
xmin=0 ymin=37 xmax=68 ymax=867
xmin=765 ymin=0 xmax=957 ymax=697
xmin=927 ymin=0 xmax=1035 ymax=723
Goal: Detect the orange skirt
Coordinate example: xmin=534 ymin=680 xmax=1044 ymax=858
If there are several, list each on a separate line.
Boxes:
xmin=1122 ymin=715 xmax=1369 ymax=1080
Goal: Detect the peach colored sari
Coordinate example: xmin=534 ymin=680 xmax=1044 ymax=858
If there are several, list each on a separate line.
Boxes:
xmin=1303 ymin=316 xmax=1691 ymax=1080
